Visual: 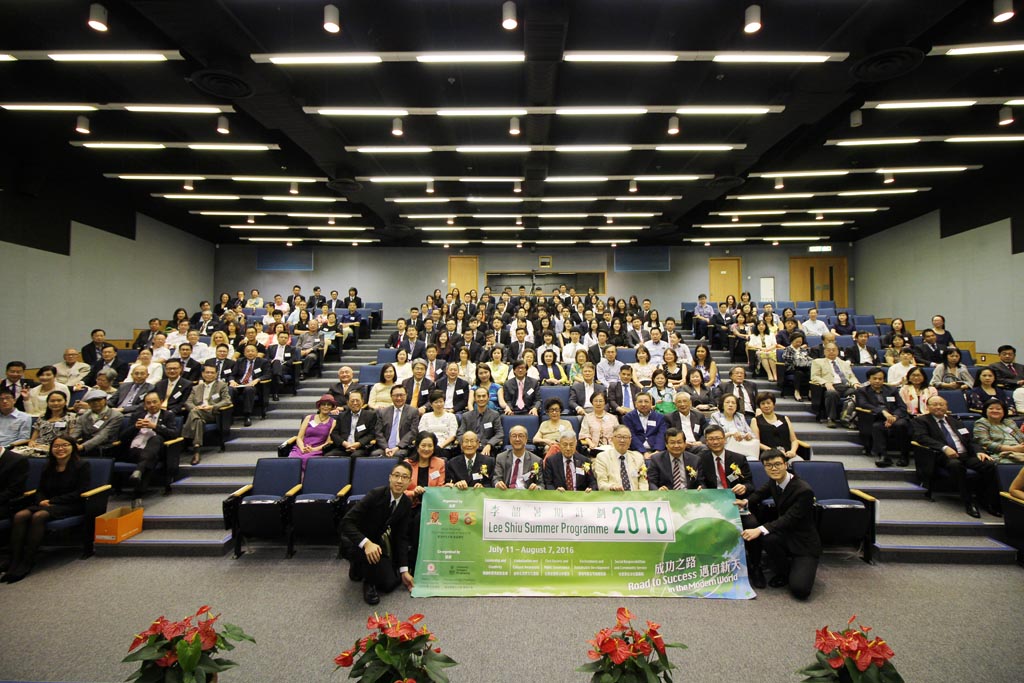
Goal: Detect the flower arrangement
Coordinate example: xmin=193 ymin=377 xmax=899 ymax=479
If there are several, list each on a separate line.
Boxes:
xmin=577 ymin=608 xmax=685 ymax=683
xmin=123 ymin=606 xmax=254 ymax=683
xmin=797 ymin=615 xmax=902 ymax=682
xmin=335 ymin=613 xmax=457 ymax=682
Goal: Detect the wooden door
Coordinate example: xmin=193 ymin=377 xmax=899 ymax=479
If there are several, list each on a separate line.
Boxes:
xmin=788 ymin=257 xmax=848 ymax=307
xmin=447 ymin=255 xmax=479 ymax=295
xmin=708 ymin=257 xmax=742 ymax=304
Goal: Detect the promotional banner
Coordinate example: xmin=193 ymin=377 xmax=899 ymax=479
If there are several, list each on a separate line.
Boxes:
xmin=412 ymin=488 xmax=755 ymax=599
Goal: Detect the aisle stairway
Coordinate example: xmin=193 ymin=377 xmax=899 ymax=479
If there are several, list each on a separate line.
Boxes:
xmin=95 ymin=326 xmax=1018 ymax=565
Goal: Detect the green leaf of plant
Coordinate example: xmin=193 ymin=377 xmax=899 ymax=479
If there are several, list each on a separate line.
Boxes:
xmin=577 ymin=661 xmax=603 ymax=673
xmin=122 ymin=643 xmax=166 ymax=663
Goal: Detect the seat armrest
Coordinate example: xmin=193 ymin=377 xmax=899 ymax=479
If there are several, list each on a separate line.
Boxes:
xmin=284 ymin=483 xmax=303 ymax=497
xmin=81 ymin=484 xmax=112 ymax=498
xmin=229 ymin=484 xmax=253 ymax=498
xmin=849 ymin=489 xmax=877 ymax=503
xmin=337 ymin=484 xmax=352 ymax=498
xmin=219 ymin=403 xmax=234 ymax=411
xmin=1001 ymin=491 xmax=1024 ymax=507
xmin=854 ymin=407 xmax=872 ymax=414
xmin=164 ymin=437 xmax=184 ymax=447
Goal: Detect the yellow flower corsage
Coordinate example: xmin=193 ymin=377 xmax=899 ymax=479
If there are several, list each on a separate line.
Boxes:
xmin=638 ymin=464 xmax=648 ymax=479
xmin=730 ymin=463 xmax=742 ymax=475
xmin=582 ymin=462 xmax=591 ymax=473
xmin=686 ymin=466 xmax=697 ymax=478
xmin=479 ymin=464 xmax=488 ymax=476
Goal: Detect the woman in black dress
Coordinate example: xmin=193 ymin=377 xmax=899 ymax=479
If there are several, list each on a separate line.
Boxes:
xmin=751 ymin=392 xmax=802 ymax=461
xmin=2 ymin=437 xmax=91 ymax=583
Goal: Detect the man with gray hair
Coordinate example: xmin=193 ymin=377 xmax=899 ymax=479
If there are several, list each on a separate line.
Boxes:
xmin=543 ymin=431 xmax=595 ymax=491
xmin=296 ymin=319 xmax=326 ymax=379
xmin=445 ymin=431 xmax=495 ymax=489
xmin=70 ymin=389 xmax=124 ymax=455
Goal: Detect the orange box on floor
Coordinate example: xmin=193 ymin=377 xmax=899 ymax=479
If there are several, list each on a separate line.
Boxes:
xmin=94 ymin=506 xmax=144 ymax=544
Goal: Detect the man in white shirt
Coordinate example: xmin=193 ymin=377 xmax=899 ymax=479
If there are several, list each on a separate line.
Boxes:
xmin=165 ymin=321 xmax=192 ymax=350
xmin=887 ymin=348 xmax=917 ymax=386
xmin=596 ymin=345 xmax=623 ymax=387
xmin=800 ymin=308 xmax=829 ymax=338
xmin=644 ymin=327 xmax=670 ymax=365
xmin=561 ymin=328 xmax=586 ymax=364
xmin=150 ymin=333 xmax=172 ymax=364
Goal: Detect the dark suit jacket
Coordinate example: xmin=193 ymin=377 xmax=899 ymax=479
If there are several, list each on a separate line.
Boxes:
xmin=230 ymin=357 xmax=269 ymax=385
xmin=265 ymin=345 xmax=300 ymax=371
xmin=180 ymin=358 xmax=203 ymax=383
xmin=422 ymin=359 xmax=446 ymax=383
xmin=401 ymin=377 xmax=435 ymax=408
xmin=133 ymin=329 xmax=158 ymax=350
xmin=990 ymin=361 xmax=1024 ymax=390
xmin=434 ymin=377 xmax=471 ymax=413
xmin=122 ymin=409 xmax=180 ymax=449
xmin=399 ymin=339 xmax=427 ymax=361
xmin=340 ymin=485 xmax=412 ymax=567
xmin=587 ymin=343 xmax=611 ymax=365
xmin=327 ymin=298 xmax=346 ymax=313
xmin=568 ymin=381 xmax=607 ymax=414
xmin=855 ymin=385 xmax=908 ymax=419
xmin=108 ymin=381 xmax=154 ymax=414
xmin=343 ymin=296 xmax=363 ymax=309
xmin=501 ymin=376 xmax=541 ymax=413
xmin=446 ymin=453 xmax=495 ymax=488
xmin=747 ymin=474 xmax=822 ymax=557
xmin=454 ymin=340 xmax=483 ymax=363
xmin=699 ymin=449 xmax=753 ymax=496
xmin=328 ymin=382 xmax=366 ymax=405
xmin=378 ymin=405 xmax=419 ymax=451
xmin=385 ymin=330 xmax=406 ymax=348
xmin=543 ymin=453 xmax=597 ymax=490
xmin=477 ymin=343 xmax=505 ymax=364
xmin=664 ymin=410 xmax=708 ymax=442
xmin=307 ymin=294 xmax=327 ymax=310
xmin=81 ymin=343 xmax=107 ymax=367
xmin=622 ymin=410 xmax=667 ymax=452
xmin=0 ymin=447 xmax=29 ymax=514
xmin=154 ymin=377 xmax=193 ymax=416
xmin=647 ymin=451 xmax=706 ymax=490
xmin=204 ymin=357 xmax=236 ymax=382
xmin=911 ymin=413 xmax=978 ymax=456
xmin=508 ymin=340 xmax=535 ymax=361
xmin=625 ymin=329 xmax=648 ymax=348
xmin=87 ymin=358 xmax=129 ymax=386
xmin=457 ymin=407 xmax=504 ymax=451
xmin=913 ymin=343 xmax=944 ymax=366
xmin=715 ymin=380 xmax=759 ymax=414
xmin=331 ymin=408 xmax=382 ymax=450
xmin=491 ymin=329 xmax=512 ymax=347
xmin=847 ymin=345 xmax=881 ymax=366
xmin=606 ymin=381 xmax=643 ymax=414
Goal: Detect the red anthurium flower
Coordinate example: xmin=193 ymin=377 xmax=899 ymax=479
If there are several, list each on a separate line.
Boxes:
xmin=195 ymin=622 xmax=218 ymax=650
xmin=408 ymin=614 xmax=425 ymax=624
xmin=194 ymin=606 xmax=211 ymax=617
xmin=851 ymin=646 xmax=874 ymax=672
xmin=154 ymin=652 xmax=178 ymax=668
xmin=384 ymin=621 xmax=420 ymax=641
xmin=847 ymin=615 xmax=857 ymax=626
xmin=633 ymin=637 xmax=653 ymax=657
xmin=128 ymin=633 xmax=150 ymax=652
xmin=160 ymin=619 xmax=188 ymax=641
xmin=647 ymin=628 xmax=665 ymax=656
xmin=587 ymin=649 xmax=602 ymax=661
xmin=867 ymin=638 xmax=894 ymax=666
xmin=608 ymin=638 xmax=633 ymax=665
xmin=814 ymin=627 xmax=843 ymax=654
xmin=827 ymin=654 xmax=846 ymax=669
xmin=434 ymin=647 xmax=442 ymax=653
xmin=334 ymin=649 xmax=355 ymax=668
xmin=615 ymin=607 xmax=635 ymax=629
xmin=646 ymin=620 xmax=661 ymax=632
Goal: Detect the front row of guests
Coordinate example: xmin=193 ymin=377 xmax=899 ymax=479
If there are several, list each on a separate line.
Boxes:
xmin=337 ymin=423 xmax=823 ymax=604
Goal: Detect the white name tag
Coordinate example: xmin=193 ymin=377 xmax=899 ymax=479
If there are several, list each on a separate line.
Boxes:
xmin=483 ymin=422 xmax=493 ymax=429
xmin=356 ymin=424 xmax=366 ymax=432
xmin=526 ymin=388 xmax=534 ymax=395
xmin=53 ymin=421 xmax=66 ymax=429
xmin=93 ymin=420 xmax=105 ymax=429
xmin=172 ymin=391 xmax=182 ymax=399
xmin=421 ymin=389 xmax=429 ymax=395
xmin=254 ymin=368 xmax=262 ymax=375
xmin=472 ymin=472 xmax=484 ymax=481
xmin=429 ymin=470 xmax=440 ymax=480
xmin=693 ymin=423 xmax=700 ymax=434
xmin=958 ymin=428 xmax=969 ymax=435
xmin=885 ymin=396 xmax=895 ymax=402
xmin=223 ymin=369 xmax=232 ymax=375
xmin=455 ymin=389 xmax=465 ymax=395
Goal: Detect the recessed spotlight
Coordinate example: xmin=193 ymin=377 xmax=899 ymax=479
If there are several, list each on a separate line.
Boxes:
xmin=323 ymin=4 xmax=341 ymax=33
xmin=502 ymin=1 xmax=518 ymax=30
xmin=667 ymin=115 xmax=679 ymax=135
xmin=815 ymin=213 xmax=823 ymax=220
xmin=628 ymin=180 xmax=638 ymax=193
xmin=509 ymin=116 xmax=521 ymax=136
xmin=183 ymin=179 xmax=194 ymax=191
xmin=391 ymin=117 xmax=403 ymax=136
xmin=606 ymin=216 xmax=614 ymax=224
xmin=88 ymin=3 xmax=108 ymax=32
xmin=328 ymin=217 xmax=335 ymax=225
xmin=286 ymin=241 xmax=293 ymax=247
xmin=732 ymin=215 xmax=739 ymax=222
xmin=744 ymin=5 xmax=762 ymax=33
xmin=247 ymin=215 xmax=255 ymax=224
xmin=516 ymin=216 xmax=523 ymax=225
xmin=994 ymin=0 xmax=1015 ymax=23
xmin=289 ymin=182 xmax=299 ymax=195
xmin=774 ymin=177 xmax=784 ymax=190
xmin=772 ymin=241 xmax=779 ymax=246
xmin=883 ymin=172 xmax=894 ymax=184
xmin=426 ymin=180 xmax=435 ymax=194
xmin=216 ymin=115 xmax=229 ymax=135
xmin=850 ymin=110 xmax=863 ymax=128
xmin=999 ymin=105 xmax=1015 ymax=126
xmin=513 ymin=181 xmax=522 ymax=194
xmin=75 ymin=115 xmax=90 ymax=134
xmin=447 ymin=216 xmax=455 ymax=225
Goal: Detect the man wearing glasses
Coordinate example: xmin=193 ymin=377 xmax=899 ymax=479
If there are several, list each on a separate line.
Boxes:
xmin=735 ymin=449 xmax=821 ymax=600
xmin=340 ymin=461 xmax=416 ymax=605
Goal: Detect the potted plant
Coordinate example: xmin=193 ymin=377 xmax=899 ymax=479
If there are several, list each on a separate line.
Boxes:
xmin=335 ymin=613 xmax=457 ymax=682
xmin=123 ymin=605 xmax=254 ymax=683
xmin=577 ymin=607 xmax=685 ymax=683
xmin=797 ymin=615 xmax=903 ymax=682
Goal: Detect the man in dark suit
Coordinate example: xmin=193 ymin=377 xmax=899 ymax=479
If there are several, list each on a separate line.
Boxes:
xmin=622 ymin=393 xmax=666 ymax=455
xmin=86 ymin=344 xmax=129 ymax=386
xmin=133 ymin=319 xmax=162 ymax=350
xmin=500 ymin=361 xmax=540 ymax=416
xmin=154 ymin=359 xmax=193 ymax=418
xmin=0 ymin=445 xmax=29 ymax=520
xmin=176 ymin=344 xmax=204 ymax=383
xmin=342 ymin=287 xmax=363 ymax=309
xmin=458 ymin=387 xmax=504 ymax=456
xmin=493 ymin=426 xmax=544 ymax=490
xmin=265 ymin=331 xmax=300 ymax=401
xmin=374 ymin=385 xmax=419 ymax=458
xmin=663 ymin=393 xmax=710 ymax=456
xmin=543 ymin=432 xmax=596 ymax=491
xmin=81 ymin=329 xmax=108 ymax=367
xmin=911 ymin=394 xmax=1000 ymax=518
xmin=204 ymin=344 xmax=236 ymax=383
xmin=607 ymin=365 xmax=643 ymax=416
xmin=120 ymin=392 xmax=181 ymax=506
xmin=229 ymin=344 xmax=269 ymax=427
xmin=715 ymin=366 xmax=759 ymax=416
xmin=401 ymin=360 xmax=434 ymax=414
xmin=508 ymin=327 xmax=534 ymax=363
xmin=454 ymin=329 xmax=483 ymax=365
xmin=399 ymin=327 xmax=427 ymax=361
xmin=446 ymin=431 xmax=495 ymax=489
xmin=737 ymin=448 xmax=820 ymax=598
xmin=991 ymin=345 xmax=1024 ymax=390
xmin=848 ymin=331 xmax=880 ymax=366
xmin=286 ymin=285 xmax=303 ymax=309
xmin=329 ymin=392 xmax=381 ymax=458
xmin=855 ymin=367 xmax=910 ymax=467
xmin=307 ymin=286 xmax=327 ymax=311
xmin=490 ymin=318 xmax=512 ymax=348
xmin=709 ymin=303 xmax=734 ymax=351
xmin=1 ymin=362 xmax=34 ymax=413
xmin=340 ymin=461 xmax=415 ymax=604
xmin=434 ymin=362 xmax=471 ymax=414
xmin=648 ymin=428 xmax=711 ymax=490
xmin=421 ymin=346 xmax=446 ymax=383
xmin=587 ymin=329 xmax=611 ymax=365
xmin=327 ymin=366 xmax=365 ymax=408
xmin=108 ymin=365 xmax=154 ymax=417
xmin=913 ymin=329 xmax=945 ymax=367
xmin=569 ymin=364 xmax=606 ymax=416
xmin=385 ymin=319 xmax=408 ymax=349
xmin=326 ymin=290 xmax=346 ymax=314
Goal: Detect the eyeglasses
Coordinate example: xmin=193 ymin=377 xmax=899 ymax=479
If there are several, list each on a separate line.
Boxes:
xmin=763 ymin=462 xmax=787 ymax=470
xmin=389 ymin=473 xmax=411 ymax=481
xmin=51 ymin=443 xmax=72 ymax=450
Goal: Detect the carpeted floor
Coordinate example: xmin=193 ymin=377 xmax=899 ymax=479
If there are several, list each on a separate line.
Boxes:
xmin=0 ymin=548 xmax=1021 ymax=682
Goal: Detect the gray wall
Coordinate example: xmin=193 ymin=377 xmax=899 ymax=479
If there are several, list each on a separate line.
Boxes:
xmin=0 ymin=214 xmax=215 ymax=368
xmin=853 ymin=211 xmax=1022 ymax=352
xmin=213 ymin=243 xmax=853 ymax=322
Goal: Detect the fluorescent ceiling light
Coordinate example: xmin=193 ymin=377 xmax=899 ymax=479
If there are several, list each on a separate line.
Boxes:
xmin=686 ymin=237 xmax=747 ymax=242
xmin=284 ymin=213 xmax=355 ymax=218
xmin=262 ymin=195 xmax=339 ymax=202
xmin=945 ymin=135 xmax=1024 ymax=143
xmin=554 ymin=145 xmax=632 ymax=152
xmin=696 ymin=223 xmax=763 ymax=228
xmin=436 ymin=108 xmax=528 ymax=116
xmin=737 ymin=193 xmax=815 ymax=200
xmin=832 ymin=138 xmax=921 ymax=146
xmin=874 ymin=166 xmax=967 ymax=174
xmin=420 ymin=227 xmax=468 ymax=232
xmin=1005 ymin=99 xmax=1024 ymax=106
xmin=124 ymin=105 xmax=225 ymax=113
xmin=554 ymin=107 xmax=649 ymax=116
xmin=455 ymin=145 xmax=531 ymax=153
xmin=535 ymin=240 xmax=577 ymax=244
xmin=196 ymin=211 xmax=267 ymax=216
xmin=716 ymin=210 xmax=787 ymax=216
xmin=595 ymin=226 xmax=645 ymax=231
xmin=632 ymin=175 xmax=701 ymax=181
xmin=319 ymin=238 xmax=378 ymax=243
xmin=539 ymin=213 xmax=589 ymax=218
xmin=468 ymin=197 xmax=525 ymax=203
xmin=425 ymin=240 xmax=471 ymax=244
xmin=48 ymin=51 xmax=174 ymax=62
xmin=187 ymin=143 xmax=270 ymax=151
xmin=231 ymin=176 xmax=319 ymax=183
xmin=315 ymin=107 xmax=409 ymax=116
xmin=81 ymin=142 xmax=166 ymax=149
xmin=538 ymin=197 xmax=598 ymax=203
xmin=265 ymin=54 xmax=383 ymax=65
xmin=756 ymin=170 xmax=849 ymax=178
xmin=674 ymin=106 xmax=771 ymax=115
xmin=763 ymin=237 xmax=822 ymax=241
xmin=837 ymin=189 xmax=919 ymax=196
xmin=245 ymin=237 xmax=303 ymax=242
xmin=366 ymin=176 xmax=435 ymax=183
xmin=457 ymin=177 xmax=524 ymax=182
xmin=563 ymin=52 xmax=678 ymax=63
xmin=780 ymin=221 xmax=846 ymax=227
xmin=808 ymin=208 xmax=880 ymax=214
xmin=356 ymin=146 xmax=432 ymax=153
xmin=873 ymin=100 xmax=976 ymax=109
xmin=226 ymin=226 xmax=290 ymax=230
xmin=0 ymin=55 xmax=16 ymax=62
xmin=614 ymin=196 xmax=678 ymax=201
xmin=118 ymin=174 xmax=206 ymax=180
xmin=389 ymin=197 xmax=451 ymax=203
xmin=415 ymin=52 xmax=525 ymax=63
xmin=478 ymin=227 xmax=520 ymax=231
xmin=712 ymin=53 xmax=832 ymax=63
xmin=546 ymin=176 xmax=609 ymax=183
xmin=590 ymin=239 xmax=636 ymax=244
xmin=2 ymin=103 xmax=98 ymax=111
xmin=304 ymin=227 xmax=369 ymax=231
xmin=605 ymin=212 xmax=657 ymax=217
xmin=937 ymin=42 xmax=1024 ymax=56
xmin=161 ymin=194 xmax=239 ymax=200
xmin=654 ymin=144 xmax=735 ymax=151
xmin=538 ymin=226 xmax=585 ymax=231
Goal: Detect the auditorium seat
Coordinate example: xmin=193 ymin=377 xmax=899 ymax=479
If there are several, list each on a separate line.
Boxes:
xmin=111 ymin=416 xmax=186 ymax=495
xmin=853 ymin=315 xmax=877 ymax=326
xmin=117 ymin=349 xmax=139 ymax=365
xmin=775 ymin=300 xmax=794 ymax=310
xmin=502 ymin=415 xmax=540 ymax=451
xmin=538 ymin=386 xmax=571 ymax=414
xmin=796 ymin=300 xmax=815 ymax=309
xmin=46 ymin=457 xmax=112 ymax=558
xmin=348 ymin=457 xmax=399 ymax=506
xmin=288 ymin=456 xmax=352 ymax=558
xmin=203 ymin=403 xmax=236 ymax=452
xmin=377 ymin=348 xmax=398 ymax=365
xmin=816 ymin=300 xmax=835 ymax=310
xmin=792 ymin=460 xmax=875 ymax=562
xmin=835 ymin=335 xmax=855 ymax=349
xmin=938 ymin=390 xmax=972 ymax=420
xmin=225 ymin=457 xmax=303 ymax=558
xmin=616 ymin=348 xmax=637 ymax=364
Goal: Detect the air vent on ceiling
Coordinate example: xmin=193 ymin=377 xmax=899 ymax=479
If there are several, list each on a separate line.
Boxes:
xmin=849 ymin=47 xmax=924 ymax=83
xmin=708 ymin=175 xmax=745 ymax=190
xmin=327 ymin=178 xmax=362 ymax=194
xmin=188 ymin=69 xmax=254 ymax=99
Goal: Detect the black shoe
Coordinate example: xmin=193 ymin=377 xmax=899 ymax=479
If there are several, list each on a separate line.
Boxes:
xmin=749 ymin=567 xmax=767 ymax=589
xmin=243 ymin=416 xmax=252 ymax=427
xmin=826 ymin=419 xmax=837 ymax=429
xmin=874 ymin=457 xmax=892 ymax=468
xmin=363 ymin=581 xmax=380 ymax=605
xmin=985 ymin=504 xmax=1003 ymax=518
xmin=3 ymin=562 xmax=31 ymax=583
xmin=965 ymin=502 xmax=981 ymax=518
xmin=895 ymin=457 xmax=909 ymax=467
xmin=768 ymin=574 xmax=789 ymax=588
xmin=272 ymin=394 xmax=280 ymax=402
xmin=348 ymin=563 xmax=364 ymax=582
